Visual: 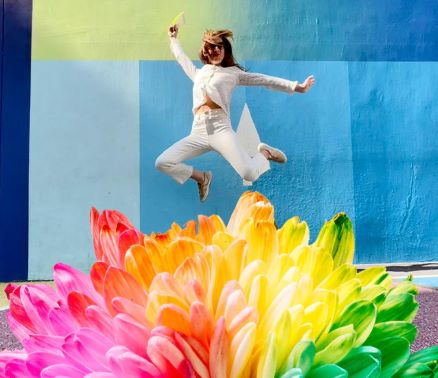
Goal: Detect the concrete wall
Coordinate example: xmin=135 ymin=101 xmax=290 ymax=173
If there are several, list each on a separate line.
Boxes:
xmin=0 ymin=0 xmax=437 ymax=279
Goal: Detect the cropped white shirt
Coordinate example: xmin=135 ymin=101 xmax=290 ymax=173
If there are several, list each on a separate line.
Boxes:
xmin=170 ymin=38 xmax=297 ymax=116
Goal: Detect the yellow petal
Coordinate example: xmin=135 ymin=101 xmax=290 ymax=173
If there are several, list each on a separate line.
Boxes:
xmin=197 ymin=215 xmax=216 ymax=245
xmin=239 ymin=260 xmax=267 ymax=297
xmin=256 ymin=332 xmax=277 ymax=378
xmin=223 ymin=239 xmax=247 ymax=281
xmin=244 ymin=220 xmax=278 ymax=266
xmin=212 ymin=231 xmax=236 ymax=252
xmin=229 ymin=322 xmax=257 ymax=378
xmin=277 ymin=216 xmax=310 ymax=254
xmin=248 ymin=274 xmax=268 ymax=315
xmin=318 ymin=264 xmax=357 ymax=290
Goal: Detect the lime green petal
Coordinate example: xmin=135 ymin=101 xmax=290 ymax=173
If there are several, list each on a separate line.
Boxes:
xmin=371 ymin=336 xmax=410 ymax=378
xmin=388 ymin=280 xmax=418 ymax=297
xmin=313 ymin=213 xmax=354 ymax=268
xmin=318 ymin=264 xmax=357 ymax=290
xmin=357 ymin=267 xmax=390 ymax=287
xmin=376 ymin=293 xmax=418 ymax=323
xmin=359 ymin=285 xmax=387 ymax=308
xmin=278 ymin=340 xmax=316 ymax=376
xmin=314 ymin=325 xmax=357 ymax=366
xmin=307 ymin=364 xmax=348 ymax=378
xmin=365 ymin=321 xmax=417 ymax=346
xmin=338 ymin=347 xmax=382 ymax=378
xmin=332 ymin=300 xmax=377 ymax=347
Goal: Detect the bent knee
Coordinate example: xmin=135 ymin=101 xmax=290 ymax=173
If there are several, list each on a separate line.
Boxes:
xmin=241 ymin=168 xmax=259 ymax=182
xmin=155 ymin=155 xmax=173 ymax=172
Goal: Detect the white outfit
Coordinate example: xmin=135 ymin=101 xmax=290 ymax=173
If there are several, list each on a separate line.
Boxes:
xmin=155 ymin=37 xmax=297 ymax=184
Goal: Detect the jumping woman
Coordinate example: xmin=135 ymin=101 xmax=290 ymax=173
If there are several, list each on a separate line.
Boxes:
xmin=155 ymin=26 xmax=315 ymax=201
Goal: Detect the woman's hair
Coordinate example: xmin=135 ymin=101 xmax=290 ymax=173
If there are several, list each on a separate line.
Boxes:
xmin=199 ymin=29 xmax=245 ymax=70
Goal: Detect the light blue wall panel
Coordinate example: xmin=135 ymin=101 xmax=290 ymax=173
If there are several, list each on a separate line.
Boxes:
xmin=29 ymin=61 xmax=140 ymax=279
xmin=349 ymin=62 xmax=438 ymax=263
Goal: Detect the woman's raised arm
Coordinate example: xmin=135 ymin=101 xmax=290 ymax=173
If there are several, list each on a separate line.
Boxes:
xmin=169 ymin=25 xmax=198 ymax=81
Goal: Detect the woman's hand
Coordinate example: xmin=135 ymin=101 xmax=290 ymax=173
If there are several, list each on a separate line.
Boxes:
xmin=168 ymin=24 xmax=178 ymax=38
xmin=295 ymin=75 xmax=315 ymax=93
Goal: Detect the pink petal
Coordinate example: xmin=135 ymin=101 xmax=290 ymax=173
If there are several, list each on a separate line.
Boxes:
xmin=85 ymin=305 xmax=115 ymax=340
xmin=209 ymin=317 xmax=228 ymax=378
xmin=107 ymin=346 xmax=162 ymax=377
xmin=174 ymin=333 xmax=209 ymax=378
xmin=100 ymin=225 xmax=122 ymax=267
xmin=189 ymin=301 xmax=214 ymax=347
xmin=48 ymin=304 xmax=77 ymax=336
xmin=113 ymin=314 xmax=150 ymax=357
xmin=41 ymin=364 xmax=85 ymax=378
xmin=118 ymin=228 xmax=143 ymax=259
xmin=147 ymin=335 xmax=187 ymax=373
xmin=85 ymin=373 xmax=117 ymax=378
xmin=4 ymin=358 xmax=30 ymax=378
xmin=54 ymin=263 xmax=102 ymax=305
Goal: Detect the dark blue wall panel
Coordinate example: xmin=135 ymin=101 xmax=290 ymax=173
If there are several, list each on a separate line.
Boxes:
xmin=0 ymin=0 xmax=32 ymax=280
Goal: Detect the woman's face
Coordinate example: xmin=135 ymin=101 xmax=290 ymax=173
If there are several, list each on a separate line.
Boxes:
xmin=206 ymin=43 xmax=225 ymax=65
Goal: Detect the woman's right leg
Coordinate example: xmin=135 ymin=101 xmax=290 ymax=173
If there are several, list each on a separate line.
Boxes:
xmin=155 ymin=134 xmax=209 ymax=184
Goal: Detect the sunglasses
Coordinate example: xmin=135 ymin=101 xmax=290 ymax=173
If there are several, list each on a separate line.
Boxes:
xmin=205 ymin=43 xmax=224 ymax=54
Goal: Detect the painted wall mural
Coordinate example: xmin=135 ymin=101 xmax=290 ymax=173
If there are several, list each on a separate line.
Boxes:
xmin=0 ymin=0 xmax=437 ymax=279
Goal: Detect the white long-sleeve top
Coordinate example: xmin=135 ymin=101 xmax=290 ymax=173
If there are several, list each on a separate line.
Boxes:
xmin=170 ymin=38 xmax=297 ymax=116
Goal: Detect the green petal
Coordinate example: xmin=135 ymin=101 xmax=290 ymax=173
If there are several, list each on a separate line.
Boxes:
xmin=313 ymin=213 xmax=354 ymax=268
xmin=278 ymin=368 xmax=305 ymax=378
xmin=394 ymin=362 xmax=434 ymax=377
xmin=318 ymin=264 xmax=357 ymax=290
xmin=397 ymin=346 xmax=438 ymax=374
xmin=357 ymin=267 xmax=389 ymax=287
xmin=376 ymin=293 xmax=419 ymax=323
xmin=279 ymin=340 xmax=315 ymax=376
xmin=338 ymin=346 xmax=382 ymax=378
xmin=388 ymin=279 xmax=418 ymax=297
xmin=365 ymin=321 xmax=417 ymax=346
xmin=307 ymin=364 xmax=348 ymax=378
xmin=332 ymin=300 xmax=377 ymax=347
xmin=371 ymin=336 xmax=410 ymax=378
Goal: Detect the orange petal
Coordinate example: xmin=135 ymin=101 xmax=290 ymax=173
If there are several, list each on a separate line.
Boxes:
xmin=209 ymin=214 xmax=226 ymax=233
xmin=156 ymin=304 xmax=192 ymax=336
xmin=124 ymin=245 xmax=156 ymax=290
xmin=103 ymin=267 xmax=147 ymax=316
xmin=144 ymin=238 xmax=166 ymax=273
xmin=197 ymin=215 xmax=216 ymax=245
xmin=180 ymin=220 xmax=197 ymax=239
xmin=164 ymin=238 xmax=204 ymax=273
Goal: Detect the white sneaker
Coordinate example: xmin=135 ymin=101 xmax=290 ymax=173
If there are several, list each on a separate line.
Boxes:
xmin=258 ymin=143 xmax=288 ymax=163
xmin=198 ymin=171 xmax=212 ymax=202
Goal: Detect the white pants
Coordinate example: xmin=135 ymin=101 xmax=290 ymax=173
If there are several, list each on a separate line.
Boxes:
xmin=155 ymin=109 xmax=268 ymax=184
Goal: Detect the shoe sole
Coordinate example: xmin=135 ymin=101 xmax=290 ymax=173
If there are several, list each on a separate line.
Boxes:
xmin=258 ymin=143 xmax=288 ymax=163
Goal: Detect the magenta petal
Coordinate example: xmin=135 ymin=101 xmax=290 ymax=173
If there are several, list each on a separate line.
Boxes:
xmin=26 ymin=351 xmax=66 ymax=376
xmin=23 ymin=335 xmax=64 ymax=353
xmin=54 ymin=263 xmax=102 ymax=305
xmin=41 ymin=364 xmax=85 ymax=378
xmin=85 ymin=373 xmax=117 ymax=378
xmin=107 ymin=346 xmax=162 ymax=377
xmin=62 ymin=328 xmax=113 ymax=372
xmin=5 ymin=358 xmax=30 ymax=378
xmin=113 ymin=314 xmax=150 ymax=357
xmin=0 ymin=353 xmax=26 ymax=377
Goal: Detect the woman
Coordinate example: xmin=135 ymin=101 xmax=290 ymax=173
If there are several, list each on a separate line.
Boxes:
xmin=155 ymin=26 xmax=315 ymax=202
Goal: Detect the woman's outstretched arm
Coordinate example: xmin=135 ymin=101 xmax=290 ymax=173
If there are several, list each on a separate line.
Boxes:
xmin=169 ymin=25 xmax=198 ymax=81
xmin=238 ymin=70 xmax=315 ymax=94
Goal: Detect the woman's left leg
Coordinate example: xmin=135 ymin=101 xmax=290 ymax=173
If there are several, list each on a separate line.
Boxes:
xmin=208 ymin=118 xmax=268 ymax=183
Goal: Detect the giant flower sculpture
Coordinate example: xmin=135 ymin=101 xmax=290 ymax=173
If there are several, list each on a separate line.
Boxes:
xmin=1 ymin=192 xmax=437 ymax=377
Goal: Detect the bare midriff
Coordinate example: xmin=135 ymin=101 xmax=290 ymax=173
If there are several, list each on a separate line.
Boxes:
xmin=195 ymin=95 xmax=222 ymax=115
